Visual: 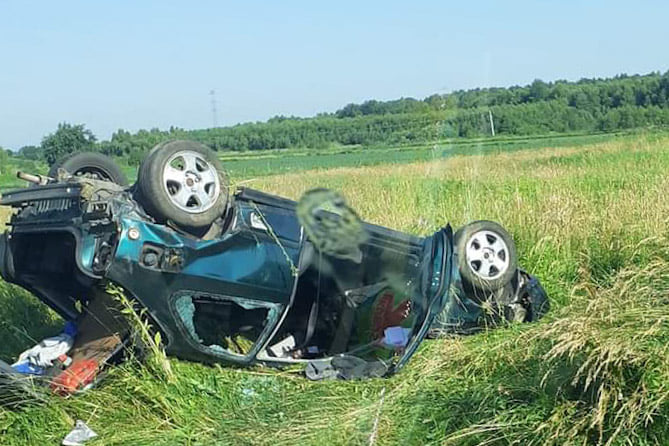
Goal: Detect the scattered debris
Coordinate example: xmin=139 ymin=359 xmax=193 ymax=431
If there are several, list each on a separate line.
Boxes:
xmin=12 ymin=321 xmax=77 ymax=370
xmin=306 ymin=356 xmax=388 ymax=381
xmin=11 ymin=361 xmax=45 ymax=376
xmin=305 ymin=360 xmax=339 ymax=381
xmin=51 ymin=359 xmax=99 ymax=394
xmin=62 ymin=420 xmax=98 ymax=446
xmin=383 ymin=326 xmax=410 ymax=348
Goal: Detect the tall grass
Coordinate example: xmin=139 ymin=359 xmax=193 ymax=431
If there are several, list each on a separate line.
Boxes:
xmin=376 ymin=240 xmax=669 ymax=445
xmin=0 ymin=133 xmax=668 ymax=444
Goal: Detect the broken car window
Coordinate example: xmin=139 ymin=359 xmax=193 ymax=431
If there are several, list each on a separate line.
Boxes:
xmin=174 ymin=293 xmax=280 ymax=358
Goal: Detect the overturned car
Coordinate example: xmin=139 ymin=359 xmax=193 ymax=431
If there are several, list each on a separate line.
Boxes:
xmin=0 ymin=141 xmax=549 ymax=387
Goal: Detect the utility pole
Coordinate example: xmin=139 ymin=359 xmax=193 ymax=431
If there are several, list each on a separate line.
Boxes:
xmin=488 ymin=110 xmax=495 ymax=137
xmin=210 ymin=90 xmax=218 ymax=128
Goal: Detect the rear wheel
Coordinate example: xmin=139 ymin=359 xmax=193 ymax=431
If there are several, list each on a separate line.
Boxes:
xmin=136 ymin=140 xmax=229 ymax=228
xmin=49 ymin=152 xmax=128 ymax=186
xmin=455 ymin=221 xmax=517 ymax=292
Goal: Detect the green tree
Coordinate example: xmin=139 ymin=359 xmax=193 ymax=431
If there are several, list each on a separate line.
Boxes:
xmin=41 ymin=123 xmax=97 ymax=166
xmin=11 ymin=70 xmax=669 ymax=160
xmin=529 ymin=79 xmax=549 ymax=101
xmin=18 ymin=145 xmax=43 ymax=160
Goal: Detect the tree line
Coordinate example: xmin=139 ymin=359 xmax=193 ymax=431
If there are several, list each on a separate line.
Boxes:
xmin=17 ymin=71 xmax=669 ymax=165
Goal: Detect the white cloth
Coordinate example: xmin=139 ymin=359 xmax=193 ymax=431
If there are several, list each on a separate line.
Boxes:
xmin=13 ymin=333 xmax=74 ymax=368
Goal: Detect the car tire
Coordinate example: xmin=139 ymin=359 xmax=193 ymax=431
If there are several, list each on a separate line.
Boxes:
xmin=49 ymin=152 xmax=128 ymax=186
xmin=137 ymin=140 xmax=228 ymax=228
xmin=454 ymin=220 xmax=518 ymax=292
xmin=136 ymin=140 xmax=172 ymax=186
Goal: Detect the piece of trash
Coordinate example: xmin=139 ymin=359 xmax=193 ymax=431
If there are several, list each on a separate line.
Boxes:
xmin=268 ymin=335 xmax=296 ymax=357
xmin=62 ymin=420 xmax=97 ymax=446
xmin=305 ymin=360 xmax=339 ymax=381
xmin=383 ymin=326 xmax=411 ymax=348
xmin=11 ymin=361 xmax=45 ymax=375
xmin=57 ymin=354 xmax=73 ymax=368
xmin=332 ymin=355 xmax=388 ymax=380
xmin=52 ymin=359 xmax=99 ymax=395
xmin=306 ymin=356 xmax=389 ymax=381
xmin=13 ymin=321 xmax=78 ymax=369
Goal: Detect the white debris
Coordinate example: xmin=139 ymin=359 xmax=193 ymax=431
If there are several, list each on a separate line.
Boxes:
xmin=62 ymin=420 xmax=98 ymax=446
xmin=383 ymin=326 xmax=411 ymax=348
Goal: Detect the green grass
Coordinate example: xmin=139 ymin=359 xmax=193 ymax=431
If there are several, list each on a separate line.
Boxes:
xmin=218 ymin=131 xmax=630 ymax=179
xmin=1 ymin=132 xmax=669 ymax=444
xmin=0 ymin=158 xmax=48 ymax=191
xmin=0 ymin=131 xmax=634 ymax=191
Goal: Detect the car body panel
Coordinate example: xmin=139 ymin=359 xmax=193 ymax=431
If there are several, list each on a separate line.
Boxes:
xmin=0 ymin=181 xmax=454 ymax=374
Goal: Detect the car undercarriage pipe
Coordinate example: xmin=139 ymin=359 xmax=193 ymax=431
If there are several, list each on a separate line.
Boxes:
xmin=16 ymin=171 xmax=53 ymax=185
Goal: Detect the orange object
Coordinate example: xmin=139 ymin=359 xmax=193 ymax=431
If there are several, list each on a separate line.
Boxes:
xmin=372 ymin=291 xmax=411 ymax=338
xmin=57 ymin=354 xmax=73 ymax=367
xmin=51 ymin=359 xmax=99 ymax=394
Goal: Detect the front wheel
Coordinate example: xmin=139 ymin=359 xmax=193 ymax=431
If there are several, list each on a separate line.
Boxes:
xmin=49 ymin=152 xmax=128 ymax=186
xmin=454 ymin=220 xmax=518 ymax=292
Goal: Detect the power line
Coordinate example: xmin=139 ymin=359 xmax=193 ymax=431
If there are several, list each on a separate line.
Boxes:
xmin=210 ymin=90 xmax=218 ymax=128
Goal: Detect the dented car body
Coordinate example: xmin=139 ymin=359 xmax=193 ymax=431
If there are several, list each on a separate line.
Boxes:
xmin=0 ymin=165 xmax=548 ymax=380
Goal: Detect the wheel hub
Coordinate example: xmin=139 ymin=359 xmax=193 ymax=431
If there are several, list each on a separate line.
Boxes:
xmin=161 ymin=150 xmax=221 ymax=214
xmin=482 ymin=248 xmax=493 ymax=260
xmin=465 ymin=230 xmax=510 ymax=280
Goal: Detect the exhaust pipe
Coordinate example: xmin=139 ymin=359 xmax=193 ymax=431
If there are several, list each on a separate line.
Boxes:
xmin=16 ymin=171 xmax=53 ymax=185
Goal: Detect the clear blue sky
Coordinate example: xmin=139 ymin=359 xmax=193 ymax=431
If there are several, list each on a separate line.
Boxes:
xmin=1 ymin=0 xmax=668 ymax=150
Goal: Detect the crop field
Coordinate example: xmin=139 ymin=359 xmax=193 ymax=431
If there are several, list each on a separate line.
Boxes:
xmin=1 ymin=132 xmax=669 ymax=445
xmin=0 ymin=132 xmax=629 ymax=192
xmin=217 ymin=132 xmax=624 ymax=179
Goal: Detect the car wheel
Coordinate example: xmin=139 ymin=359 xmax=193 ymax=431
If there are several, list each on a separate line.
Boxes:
xmin=454 ymin=220 xmax=518 ymax=292
xmin=49 ymin=152 xmax=128 ymax=186
xmin=137 ymin=140 xmax=229 ymax=228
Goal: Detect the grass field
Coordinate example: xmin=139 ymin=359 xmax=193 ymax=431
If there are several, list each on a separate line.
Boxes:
xmin=0 ymin=131 xmax=631 ymax=192
xmin=217 ymin=132 xmax=627 ymax=178
xmin=1 ymin=132 xmax=669 ymax=445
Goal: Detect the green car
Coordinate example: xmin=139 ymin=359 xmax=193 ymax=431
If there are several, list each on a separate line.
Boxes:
xmin=0 ymin=141 xmax=549 ymax=385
